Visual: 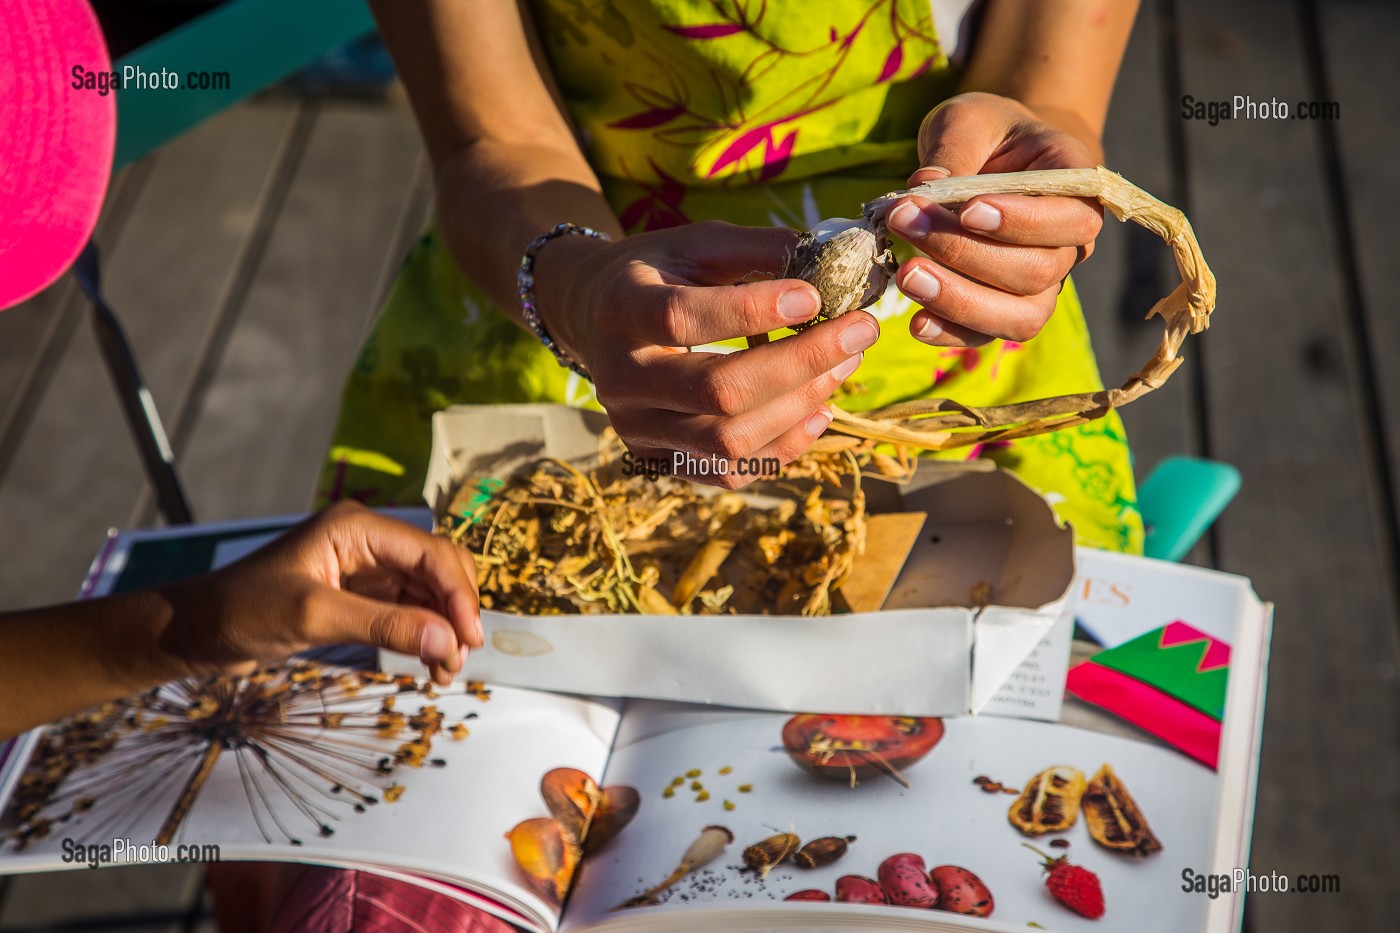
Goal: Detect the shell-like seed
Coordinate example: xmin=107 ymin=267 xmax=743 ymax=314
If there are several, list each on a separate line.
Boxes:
xmin=793 ymin=835 xmax=855 ymax=868
xmin=742 ymin=831 xmax=802 ymax=879
xmin=784 ymin=218 xmax=893 ymax=322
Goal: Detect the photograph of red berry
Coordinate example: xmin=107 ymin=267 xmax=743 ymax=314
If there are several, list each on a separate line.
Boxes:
xmin=1025 ymin=843 xmax=1105 ymax=920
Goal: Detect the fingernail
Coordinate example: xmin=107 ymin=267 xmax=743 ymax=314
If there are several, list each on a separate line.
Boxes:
xmin=420 ymin=625 xmax=452 ymax=663
xmin=830 ymin=353 xmax=862 ymax=383
xmin=779 ymin=287 xmax=820 ymax=321
xmin=887 ymin=201 xmax=932 ymax=238
xmin=909 ymin=165 xmax=950 ymax=185
xmin=458 ymin=644 xmax=470 ymax=671
xmin=839 ymin=318 xmax=879 ymax=353
xmin=961 ymin=201 xmax=1001 ymax=233
xmin=901 ymin=266 xmax=941 ymax=302
xmin=804 ymin=408 xmax=834 ymax=437
xmin=912 ymin=311 xmax=946 ymax=342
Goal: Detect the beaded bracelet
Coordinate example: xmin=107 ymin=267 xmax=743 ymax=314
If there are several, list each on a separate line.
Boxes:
xmin=517 ymin=222 xmax=611 ymax=379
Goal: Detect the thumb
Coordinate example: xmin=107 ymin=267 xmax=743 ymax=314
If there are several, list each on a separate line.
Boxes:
xmin=912 ymin=93 xmax=1016 ymax=182
xmin=319 ymin=590 xmax=464 ymax=681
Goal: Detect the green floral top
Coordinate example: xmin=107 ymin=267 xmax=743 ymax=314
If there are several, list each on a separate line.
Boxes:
xmin=319 ymin=0 xmax=1144 ymax=554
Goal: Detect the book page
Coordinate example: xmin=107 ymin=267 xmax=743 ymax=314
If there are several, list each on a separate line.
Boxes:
xmin=561 ymin=704 xmax=1221 ymax=933
xmin=0 ymin=680 xmax=618 ymax=933
xmin=982 ymin=610 xmax=1075 ymax=721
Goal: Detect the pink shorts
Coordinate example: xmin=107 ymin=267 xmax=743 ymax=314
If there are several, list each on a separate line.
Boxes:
xmin=207 ymin=863 xmax=521 ymax=933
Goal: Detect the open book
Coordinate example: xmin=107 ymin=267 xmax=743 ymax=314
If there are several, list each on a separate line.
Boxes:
xmin=0 ymin=521 xmax=1271 ymax=933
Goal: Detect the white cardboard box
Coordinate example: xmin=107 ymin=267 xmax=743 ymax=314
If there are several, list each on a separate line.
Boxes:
xmin=380 ymin=404 xmax=1078 ymax=716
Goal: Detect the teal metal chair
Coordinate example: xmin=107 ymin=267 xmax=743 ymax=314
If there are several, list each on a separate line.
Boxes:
xmin=111 ymin=0 xmax=375 ymax=168
xmin=83 ymin=0 xmax=378 ymax=523
xmin=1137 ymin=456 xmax=1242 ymax=561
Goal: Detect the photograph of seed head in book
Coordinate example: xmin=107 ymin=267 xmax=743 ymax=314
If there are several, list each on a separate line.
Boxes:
xmin=0 ymin=527 xmax=1267 ymax=933
xmin=0 ymin=691 xmax=1216 ymax=933
xmin=0 ymin=668 xmax=622 ymax=933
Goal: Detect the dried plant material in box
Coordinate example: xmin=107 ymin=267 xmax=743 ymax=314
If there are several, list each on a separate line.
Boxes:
xmin=437 ymin=429 xmax=920 ymax=618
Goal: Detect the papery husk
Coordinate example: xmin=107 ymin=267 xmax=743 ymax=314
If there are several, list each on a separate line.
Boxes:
xmin=806 ymin=167 xmax=1215 ymax=451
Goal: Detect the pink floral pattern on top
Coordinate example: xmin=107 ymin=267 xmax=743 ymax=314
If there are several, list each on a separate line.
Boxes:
xmin=538 ymin=0 xmax=943 ymax=189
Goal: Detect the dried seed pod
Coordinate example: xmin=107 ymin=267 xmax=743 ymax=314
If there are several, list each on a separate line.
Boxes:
xmin=507 ymin=817 xmax=580 ymax=905
xmin=1083 ymin=764 xmax=1162 ymax=858
xmin=834 ymin=874 xmax=887 ymax=904
xmin=783 ymin=218 xmax=896 ymax=323
xmin=878 ymin=852 xmax=939 ymax=909
xmin=584 ymin=785 xmax=641 ymax=854
xmin=615 ymin=825 xmax=734 ymax=909
xmin=781 ymin=715 xmax=944 ymax=788
xmin=793 ymin=835 xmax=856 ymax=869
xmin=1009 ymin=765 xmax=1086 ymax=836
xmin=743 ymin=831 xmax=801 ymax=878
xmin=928 ymin=865 xmax=994 ymax=918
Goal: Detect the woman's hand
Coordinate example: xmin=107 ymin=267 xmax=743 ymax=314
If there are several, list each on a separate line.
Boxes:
xmin=533 ymin=221 xmax=880 ymax=488
xmin=885 ymin=92 xmax=1105 ymax=348
xmin=158 ymin=502 xmax=482 ymax=686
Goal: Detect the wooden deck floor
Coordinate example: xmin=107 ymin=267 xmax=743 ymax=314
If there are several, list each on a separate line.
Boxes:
xmin=1 ymin=1 xmax=1396 ymax=929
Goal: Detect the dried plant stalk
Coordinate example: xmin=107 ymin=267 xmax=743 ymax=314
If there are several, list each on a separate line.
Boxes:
xmin=439 ymin=431 xmax=917 ymax=618
xmin=804 ymin=167 xmax=1216 ymax=450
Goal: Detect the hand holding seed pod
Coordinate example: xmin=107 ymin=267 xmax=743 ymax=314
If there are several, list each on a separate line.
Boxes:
xmin=774 ymin=167 xmax=1217 ymax=453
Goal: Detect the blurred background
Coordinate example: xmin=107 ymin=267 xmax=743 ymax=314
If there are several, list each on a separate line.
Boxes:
xmin=0 ymin=0 xmax=1395 ymax=929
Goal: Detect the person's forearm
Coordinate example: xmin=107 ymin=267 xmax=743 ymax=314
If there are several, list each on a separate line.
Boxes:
xmin=956 ymin=0 xmax=1138 ymax=159
xmin=0 ymin=591 xmax=183 ymax=739
xmin=433 ymin=139 xmax=621 ymax=339
xmin=369 ymin=0 xmax=620 ymax=357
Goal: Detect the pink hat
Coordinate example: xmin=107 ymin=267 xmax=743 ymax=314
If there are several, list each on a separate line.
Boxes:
xmin=0 ymin=0 xmax=115 ymax=310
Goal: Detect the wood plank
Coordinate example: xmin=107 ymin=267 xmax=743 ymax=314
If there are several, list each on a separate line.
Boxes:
xmin=1315 ymin=0 xmax=1400 ymax=541
xmin=1172 ymin=0 xmax=1400 ymax=927
xmin=175 ymin=99 xmax=425 ymax=519
xmin=0 ymin=285 xmax=71 ymax=419
xmin=0 ymin=162 xmax=152 ymax=484
xmin=1074 ymin=4 xmax=1198 ymax=486
xmin=0 ymin=99 xmax=299 ymax=611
